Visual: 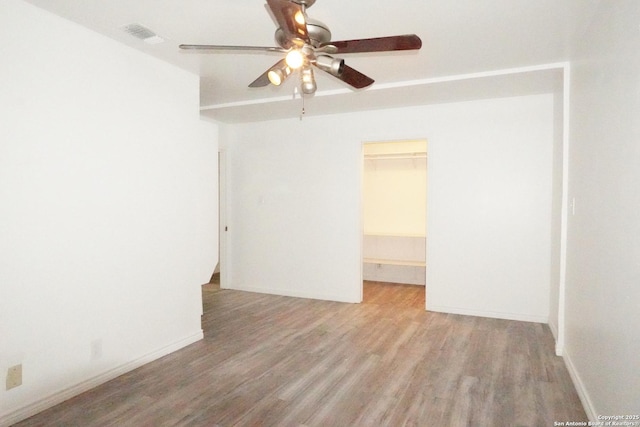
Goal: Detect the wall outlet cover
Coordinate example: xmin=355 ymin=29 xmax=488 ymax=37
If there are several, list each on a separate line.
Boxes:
xmin=6 ymin=364 xmax=22 ymax=390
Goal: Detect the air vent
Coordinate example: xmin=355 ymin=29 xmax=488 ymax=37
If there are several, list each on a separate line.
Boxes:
xmin=123 ymin=23 xmax=165 ymax=45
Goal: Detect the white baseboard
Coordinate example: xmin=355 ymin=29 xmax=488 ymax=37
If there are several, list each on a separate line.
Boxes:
xmin=427 ymin=304 xmax=549 ymax=324
xmin=226 ymin=284 xmax=360 ymax=304
xmin=562 ymin=346 xmax=597 ymax=422
xmin=547 ymin=320 xmax=565 ymax=356
xmin=548 ymin=319 xmax=558 ymax=341
xmin=0 ymin=331 xmax=203 ymax=427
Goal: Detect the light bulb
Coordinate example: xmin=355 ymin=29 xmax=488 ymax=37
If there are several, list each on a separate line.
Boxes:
xmin=285 ymin=50 xmax=304 ymax=69
xmin=267 ymin=65 xmax=291 ymax=86
xmin=294 ymin=11 xmax=305 ymax=26
xmin=268 ymin=70 xmax=283 ymax=86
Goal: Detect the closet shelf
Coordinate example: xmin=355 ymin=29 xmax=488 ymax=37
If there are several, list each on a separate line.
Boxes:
xmin=364 ymin=152 xmax=427 ymax=161
xmin=364 ymin=258 xmax=426 ymax=267
xmin=364 ymin=232 xmax=425 ymax=238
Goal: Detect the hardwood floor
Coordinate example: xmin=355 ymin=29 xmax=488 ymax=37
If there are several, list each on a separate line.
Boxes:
xmin=14 ymin=282 xmax=587 ymax=426
xmin=363 ymin=280 xmax=425 ymax=309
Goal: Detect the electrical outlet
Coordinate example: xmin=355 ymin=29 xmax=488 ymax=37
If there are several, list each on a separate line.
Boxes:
xmin=6 ymin=364 xmax=22 ymax=390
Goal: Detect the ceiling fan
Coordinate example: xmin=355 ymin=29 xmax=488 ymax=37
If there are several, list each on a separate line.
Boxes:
xmin=179 ymin=0 xmax=422 ymax=95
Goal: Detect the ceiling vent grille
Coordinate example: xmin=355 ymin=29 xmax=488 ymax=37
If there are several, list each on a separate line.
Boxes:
xmin=123 ymin=23 xmax=165 ymax=44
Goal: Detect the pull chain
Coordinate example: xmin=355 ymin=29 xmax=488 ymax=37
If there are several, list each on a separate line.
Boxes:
xmin=293 ymin=86 xmax=305 ymax=121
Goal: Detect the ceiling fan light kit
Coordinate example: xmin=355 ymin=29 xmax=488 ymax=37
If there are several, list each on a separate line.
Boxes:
xmin=179 ymin=0 xmax=422 ymax=96
xmin=285 ymin=49 xmax=305 ymax=69
xmin=315 ymin=55 xmax=344 ymax=77
xmin=267 ymin=65 xmax=291 ymax=86
xmin=300 ymin=67 xmax=317 ymax=94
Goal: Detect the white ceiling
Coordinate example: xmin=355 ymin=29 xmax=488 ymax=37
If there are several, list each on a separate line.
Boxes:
xmin=24 ymin=0 xmax=600 ymax=123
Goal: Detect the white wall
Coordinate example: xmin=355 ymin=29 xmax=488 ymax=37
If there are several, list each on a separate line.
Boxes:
xmin=565 ymin=1 xmax=640 ymax=418
xmin=363 ymin=157 xmax=427 ymax=236
xmin=0 ymin=1 xmax=218 ymax=423
xmin=424 ymin=96 xmax=554 ymax=322
xmin=222 ymin=118 xmax=363 ymax=303
xmin=222 ymin=93 xmax=554 ymax=322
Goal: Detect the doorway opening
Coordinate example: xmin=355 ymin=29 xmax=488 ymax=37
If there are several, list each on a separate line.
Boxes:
xmin=361 ymin=140 xmax=428 ymax=309
xmin=202 ymin=150 xmax=225 ymax=312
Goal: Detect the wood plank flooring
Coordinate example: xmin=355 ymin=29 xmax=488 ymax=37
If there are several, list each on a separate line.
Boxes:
xmin=14 ymin=282 xmax=587 ymax=426
xmin=363 ymin=281 xmax=425 ymax=309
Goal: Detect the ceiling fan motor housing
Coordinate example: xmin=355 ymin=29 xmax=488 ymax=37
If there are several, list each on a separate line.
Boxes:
xmin=275 ymin=17 xmax=331 ymax=48
xmin=291 ymin=0 xmax=316 ymax=6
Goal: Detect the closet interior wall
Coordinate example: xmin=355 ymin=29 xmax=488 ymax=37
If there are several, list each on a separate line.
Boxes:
xmin=362 ymin=141 xmax=427 ymax=286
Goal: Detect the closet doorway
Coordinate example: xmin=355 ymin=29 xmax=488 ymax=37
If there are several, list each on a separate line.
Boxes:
xmin=362 ymin=140 xmax=427 ymax=309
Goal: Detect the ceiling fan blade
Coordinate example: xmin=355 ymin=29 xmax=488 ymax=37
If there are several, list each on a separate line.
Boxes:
xmin=179 ymin=44 xmax=286 ymax=53
xmin=249 ymin=58 xmax=288 ymax=87
xmin=331 ymin=64 xmax=375 ymax=89
xmin=323 ymin=34 xmax=422 ymax=54
xmin=266 ymin=0 xmax=309 ymax=44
